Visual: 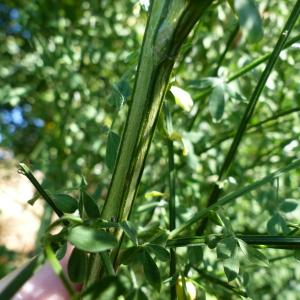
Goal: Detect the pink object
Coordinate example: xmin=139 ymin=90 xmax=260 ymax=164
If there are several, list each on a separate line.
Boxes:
xmin=0 ymin=245 xmax=80 ymax=300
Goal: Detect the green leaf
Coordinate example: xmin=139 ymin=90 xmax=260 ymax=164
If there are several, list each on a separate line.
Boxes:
xmin=83 ymin=191 xmax=100 ymax=219
xmin=217 ymin=210 xmax=234 ymax=234
xmin=188 ymin=77 xmax=218 ymax=90
xmin=224 ymin=84 xmax=246 ymax=102
xmin=56 ymin=242 xmax=67 ymax=260
xmin=208 ymin=84 xmax=225 ymax=122
xmin=105 ymin=131 xmax=121 ymax=171
xmin=294 ymin=250 xmax=300 ymax=261
xmin=52 ymin=194 xmax=78 ymax=214
xmin=246 ymin=246 xmax=269 ymax=267
xmin=279 ymin=199 xmax=298 ymax=213
xmin=188 ymin=246 xmax=204 ymax=265
xmin=67 ymin=225 xmax=118 ymax=252
xmin=205 ymin=234 xmax=220 ymax=249
xmin=223 ymin=257 xmax=239 ymax=282
xmin=267 ymin=213 xmax=290 ymax=235
xmin=146 ymin=244 xmax=170 ymax=262
xmin=238 ymin=238 xmax=268 ymax=267
xmin=142 ymin=250 xmax=161 ymax=291
xmin=125 ymin=288 xmax=148 ymax=300
xmin=233 ymin=0 xmax=264 ymax=43
xmin=170 ymin=85 xmax=193 ymax=112
xmin=109 ymin=84 xmax=125 ymax=109
xmin=120 ymin=221 xmax=138 ymax=245
xmin=207 ymin=211 xmax=223 ymax=226
xmin=80 ymin=276 xmax=125 ymax=300
xmin=117 ymin=79 xmax=131 ymax=101
xmin=119 ymin=246 xmax=143 ymax=265
xmin=68 ymin=248 xmax=88 ymax=283
xmin=217 ymin=236 xmax=237 ymax=259
xmin=236 ymin=238 xmax=248 ymax=256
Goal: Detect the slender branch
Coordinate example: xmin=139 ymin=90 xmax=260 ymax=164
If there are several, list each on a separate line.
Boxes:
xmin=227 ymin=33 xmax=300 ymax=83
xmin=164 ymin=103 xmax=177 ymax=300
xmin=214 ymin=23 xmax=240 ymax=76
xmin=18 ymin=163 xmax=64 ymax=217
xmin=197 ymin=1 xmax=300 ymax=234
xmin=170 ymin=158 xmax=300 ymax=238
xmin=167 ymin=234 xmax=300 ymax=250
xmin=44 ymin=242 xmax=76 ymax=297
xmin=195 ymin=106 xmax=300 ymax=156
xmin=192 ymin=266 xmax=248 ymax=297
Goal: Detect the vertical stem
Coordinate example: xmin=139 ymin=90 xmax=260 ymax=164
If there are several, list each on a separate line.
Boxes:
xmin=213 ymin=23 xmax=240 ymax=76
xmin=85 ymin=0 xmax=214 ymax=288
xmin=164 ymin=104 xmax=177 ymax=299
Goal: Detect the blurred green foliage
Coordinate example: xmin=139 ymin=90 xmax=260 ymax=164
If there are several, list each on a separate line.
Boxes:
xmin=1 ymin=0 xmax=300 ymax=299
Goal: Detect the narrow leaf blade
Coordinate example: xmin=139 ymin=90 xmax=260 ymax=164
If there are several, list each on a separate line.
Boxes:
xmin=83 ymin=192 xmax=100 ymax=219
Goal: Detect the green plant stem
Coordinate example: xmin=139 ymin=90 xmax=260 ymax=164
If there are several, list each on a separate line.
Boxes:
xmin=18 ymin=163 xmax=63 ymax=217
xmin=167 ymin=235 xmax=300 ymax=250
xmin=227 ymin=33 xmax=300 ymax=83
xmin=192 ymin=266 xmax=248 ymax=297
xmin=100 ymin=252 xmax=116 ymax=276
xmin=170 ymin=158 xmax=300 ymax=238
xmin=44 ymin=242 xmax=76 ymax=297
xmin=214 ymin=23 xmax=240 ymax=76
xmin=101 ymin=0 xmax=213 ymax=224
xmin=269 ymin=254 xmax=294 ymax=262
xmin=237 ymin=235 xmax=300 ymax=249
xmin=164 ymin=104 xmax=177 ymax=300
xmin=84 ymin=0 xmax=214 ymax=288
xmin=196 ymin=1 xmax=300 ymax=234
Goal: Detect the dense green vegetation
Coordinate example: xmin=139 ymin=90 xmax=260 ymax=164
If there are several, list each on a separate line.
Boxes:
xmin=1 ymin=0 xmax=300 ymax=299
